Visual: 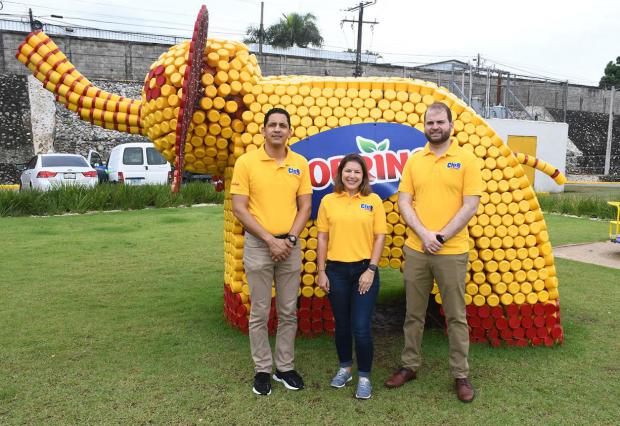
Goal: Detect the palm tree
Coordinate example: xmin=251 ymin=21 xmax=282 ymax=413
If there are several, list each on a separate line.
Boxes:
xmin=243 ymin=25 xmax=266 ymax=45
xmin=244 ymin=12 xmax=323 ymax=49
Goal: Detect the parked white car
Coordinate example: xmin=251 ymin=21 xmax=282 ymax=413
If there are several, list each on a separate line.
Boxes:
xmin=107 ymin=142 xmax=171 ymax=185
xmin=19 ymin=153 xmax=98 ymax=191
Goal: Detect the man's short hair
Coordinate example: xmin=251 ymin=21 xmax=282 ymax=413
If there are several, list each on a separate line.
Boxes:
xmin=263 ymin=107 xmax=291 ymax=128
xmin=425 ymin=102 xmax=453 ymax=123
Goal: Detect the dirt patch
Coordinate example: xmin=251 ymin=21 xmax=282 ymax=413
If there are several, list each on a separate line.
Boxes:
xmin=372 ymin=298 xmax=444 ymax=334
xmin=553 ymin=241 xmax=620 ymax=269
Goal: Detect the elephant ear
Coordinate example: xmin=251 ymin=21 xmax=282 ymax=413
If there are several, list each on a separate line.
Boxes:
xmin=356 ymin=136 xmax=378 ymax=153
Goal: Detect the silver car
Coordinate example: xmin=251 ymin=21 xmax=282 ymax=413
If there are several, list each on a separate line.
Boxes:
xmin=19 ymin=154 xmax=98 ymax=191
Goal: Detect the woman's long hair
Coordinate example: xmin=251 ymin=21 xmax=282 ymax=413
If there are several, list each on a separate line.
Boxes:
xmin=333 ymin=153 xmax=372 ymax=196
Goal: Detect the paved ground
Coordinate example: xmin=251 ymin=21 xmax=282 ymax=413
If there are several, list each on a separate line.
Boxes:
xmin=554 ymin=241 xmax=620 ymax=270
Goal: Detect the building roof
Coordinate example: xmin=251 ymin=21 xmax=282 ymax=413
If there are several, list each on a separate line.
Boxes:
xmin=414 ymin=59 xmax=470 ymax=72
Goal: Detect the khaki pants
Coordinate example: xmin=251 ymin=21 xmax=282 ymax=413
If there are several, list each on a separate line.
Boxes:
xmin=401 ymin=246 xmax=470 ymax=378
xmin=243 ymin=233 xmax=301 ymax=373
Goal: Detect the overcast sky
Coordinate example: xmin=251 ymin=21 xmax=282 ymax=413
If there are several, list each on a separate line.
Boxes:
xmin=3 ymin=0 xmax=618 ymax=86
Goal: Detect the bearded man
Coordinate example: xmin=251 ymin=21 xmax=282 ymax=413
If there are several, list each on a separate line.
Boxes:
xmin=384 ymin=102 xmax=483 ymax=403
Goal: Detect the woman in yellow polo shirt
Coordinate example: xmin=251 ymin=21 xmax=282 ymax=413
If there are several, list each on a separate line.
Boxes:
xmin=316 ymin=153 xmax=387 ymax=400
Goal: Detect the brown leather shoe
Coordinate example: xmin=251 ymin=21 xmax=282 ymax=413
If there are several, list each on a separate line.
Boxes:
xmin=384 ymin=367 xmax=416 ymax=388
xmin=455 ymin=378 xmax=475 ymax=402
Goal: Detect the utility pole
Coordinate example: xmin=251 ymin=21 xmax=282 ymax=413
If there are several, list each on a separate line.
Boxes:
xmin=485 ymin=67 xmax=491 ymax=118
xmin=604 ymin=86 xmax=615 ymax=176
xmin=496 ymin=71 xmax=502 ymax=105
xmin=468 ymin=65 xmax=473 ymax=106
xmin=562 ymin=80 xmax=568 ymax=122
xmin=258 ymin=2 xmax=265 ymax=70
xmin=342 ymin=1 xmax=378 ymax=77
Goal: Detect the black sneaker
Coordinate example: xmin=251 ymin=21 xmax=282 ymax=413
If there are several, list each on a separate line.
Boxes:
xmin=253 ymin=372 xmax=272 ymax=395
xmin=273 ymin=369 xmax=304 ymax=390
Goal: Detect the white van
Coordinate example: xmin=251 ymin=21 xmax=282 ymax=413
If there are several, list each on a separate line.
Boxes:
xmin=107 ymin=142 xmax=171 ymax=185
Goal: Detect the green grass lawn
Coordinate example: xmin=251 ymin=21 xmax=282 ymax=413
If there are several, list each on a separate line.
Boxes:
xmin=1 ymin=207 xmax=618 ymax=424
xmin=544 ymin=214 xmax=610 ymax=246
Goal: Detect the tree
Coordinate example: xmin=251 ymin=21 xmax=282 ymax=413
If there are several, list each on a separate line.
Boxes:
xmin=599 ymin=56 xmax=620 ymax=88
xmin=244 ymin=12 xmax=323 ymax=49
xmin=243 ymin=26 xmax=266 ymax=45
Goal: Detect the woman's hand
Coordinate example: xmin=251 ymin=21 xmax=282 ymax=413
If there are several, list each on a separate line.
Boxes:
xmin=358 ymin=269 xmax=375 ymax=294
xmin=317 ymin=270 xmax=330 ymax=293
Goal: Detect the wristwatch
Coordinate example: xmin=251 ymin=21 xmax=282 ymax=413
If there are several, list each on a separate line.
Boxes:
xmin=436 ymin=234 xmax=445 ymax=244
xmin=367 ymin=264 xmax=378 ymax=273
xmin=287 ymin=234 xmax=298 ymax=246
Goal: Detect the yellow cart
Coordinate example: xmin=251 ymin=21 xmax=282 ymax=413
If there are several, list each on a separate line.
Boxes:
xmin=609 ymin=201 xmax=620 ymax=243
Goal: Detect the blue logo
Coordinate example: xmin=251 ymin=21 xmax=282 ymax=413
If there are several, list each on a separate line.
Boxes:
xmin=290 ymin=123 xmax=427 ymax=218
xmin=360 ymin=203 xmax=373 ymax=212
xmin=447 ymin=162 xmax=461 ymax=169
xmin=288 ymin=167 xmax=301 ymax=175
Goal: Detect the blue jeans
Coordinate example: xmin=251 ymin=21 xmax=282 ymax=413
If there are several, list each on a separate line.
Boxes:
xmin=326 ymin=260 xmax=380 ymax=376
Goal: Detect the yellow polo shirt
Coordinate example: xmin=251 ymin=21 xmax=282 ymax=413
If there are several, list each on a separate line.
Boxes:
xmin=230 ymin=145 xmax=312 ymax=235
xmin=317 ymin=191 xmax=387 ymax=262
xmin=398 ymin=140 xmax=483 ymax=254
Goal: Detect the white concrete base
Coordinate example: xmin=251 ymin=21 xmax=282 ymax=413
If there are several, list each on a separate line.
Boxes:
xmin=27 ymin=75 xmax=56 ymax=154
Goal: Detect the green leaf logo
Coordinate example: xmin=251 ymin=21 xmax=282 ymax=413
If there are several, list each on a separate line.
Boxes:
xmin=376 ymin=138 xmax=390 ymax=151
xmin=356 ymin=136 xmax=377 ymax=153
xmin=356 ymin=136 xmax=390 ymax=153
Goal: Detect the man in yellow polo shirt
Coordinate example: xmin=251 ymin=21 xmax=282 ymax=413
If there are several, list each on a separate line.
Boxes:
xmin=384 ymin=102 xmax=483 ymax=403
xmin=231 ymin=108 xmax=312 ymax=396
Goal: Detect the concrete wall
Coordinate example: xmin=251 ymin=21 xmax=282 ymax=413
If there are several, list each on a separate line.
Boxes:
xmin=2 ymin=31 xmax=162 ymax=80
xmin=3 ymin=30 xmax=619 ymax=115
xmin=1 ymin=30 xmax=617 ymax=182
xmin=27 ymin=75 xmax=55 ymax=154
xmin=488 ymin=119 xmax=568 ymax=193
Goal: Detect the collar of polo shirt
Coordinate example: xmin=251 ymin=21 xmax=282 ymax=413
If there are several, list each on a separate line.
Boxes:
xmin=422 ymin=139 xmax=460 ymax=158
xmin=335 ymin=191 xmax=362 ymax=199
xmin=257 ymin=145 xmax=294 ymax=165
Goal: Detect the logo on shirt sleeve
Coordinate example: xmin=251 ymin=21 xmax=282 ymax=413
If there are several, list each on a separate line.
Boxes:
xmin=447 ymin=162 xmax=461 ymax=169
xmin=288 ymin=167 xmax=301 ymax=175
xmin=360 ymin=203 xmax=373 ymax=212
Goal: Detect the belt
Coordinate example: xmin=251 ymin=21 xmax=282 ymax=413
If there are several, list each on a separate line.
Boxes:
xmin=326 ymin=259 xmax=370 ymax=266
xmin=274 ymin=233 xmax=288 ymax=239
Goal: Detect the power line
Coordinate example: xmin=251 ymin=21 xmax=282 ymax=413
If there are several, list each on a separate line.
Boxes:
xmin=0 ymin=11 xmax=600 ymax=86
xmin=2 ymin=0 xmax=250 ymax=36
xmin=42 ymin=16 xmax=246 ymax=36
xmin=484 ymin=56 xmax=597 ymax=85
xmin=3 ymin=0 xmax=197 ymax=20
xmin=341 ymin=1 xmax=378 ymax=77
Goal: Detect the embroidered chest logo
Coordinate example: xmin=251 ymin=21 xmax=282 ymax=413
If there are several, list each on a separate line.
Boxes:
xmin=360 ymin=203 xmax=373 ymax=212
xmin=447 ymin=162 xmax=461 ymax=169
xmin=287 ymin=167 xmax=301 ymax=175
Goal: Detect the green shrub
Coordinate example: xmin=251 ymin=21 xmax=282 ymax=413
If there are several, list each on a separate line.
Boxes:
xmin=538 ymin=192 xmax=619 ymax=220
xmin=0 ymin=182 xmax=223 ymax=217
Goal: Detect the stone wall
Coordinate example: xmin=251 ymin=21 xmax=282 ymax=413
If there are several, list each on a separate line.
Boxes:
xmin=2 ymin=30 xmax=619 ymax=182
xmin=3 ymin=30 xmax=619 ymax=115
xmin=0 ymin=74 xmax=32 ymax=184
xmin=52 ymin=79 xmax=148 ymax=160
xmin=548 ymin=108 xmax=620 ymax=175
xmin=0 ymin=73 xmax=147 ymax=184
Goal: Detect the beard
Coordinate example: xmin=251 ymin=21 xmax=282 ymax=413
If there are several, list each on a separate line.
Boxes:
xmin=424 ymin=128 xmax=452 ymax=145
